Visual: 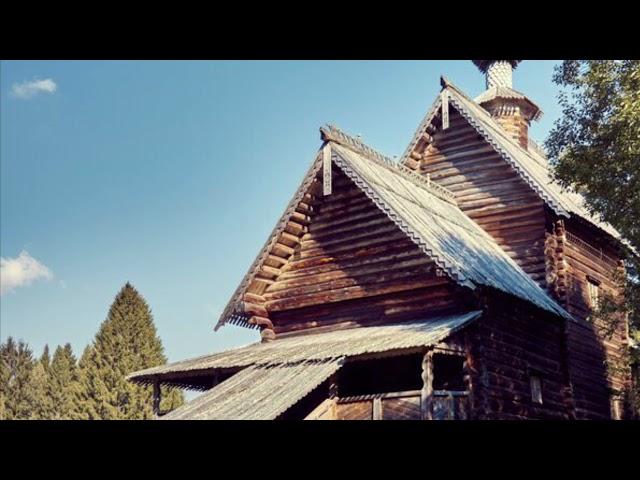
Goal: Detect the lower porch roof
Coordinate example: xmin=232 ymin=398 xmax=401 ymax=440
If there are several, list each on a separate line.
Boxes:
xmin=128 ymin=311 xmax=481 ymax=419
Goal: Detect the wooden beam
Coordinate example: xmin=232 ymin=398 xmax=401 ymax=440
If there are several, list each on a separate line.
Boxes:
xmin=248 ymin=316 xmax=274 ymax=330
xmin=259 ymin=264 xmax=281 ymax=277
xmin=243 ymin=292 xmax=265 ymax=304
xmin=266 ymin=254 xmax=288 ymax=266
xmin=279 ymin=231 xmax=300 ymax=245
xmin=291 ymin=211 xmax=311 ymax=225
xmin=253 ymin=276 xmax=275 ymax=286
xmin=285 ymin=221 xmax=306 ymax=236
xmin=373 ymin=398 xmax=382 ymax=420
xmin=273 ymin=242 xmax=295 ymax=256
xmin=260 ymin=328 xmax=276 ymax=342
xmin=241 ymin=301 xmax=269 ymax=318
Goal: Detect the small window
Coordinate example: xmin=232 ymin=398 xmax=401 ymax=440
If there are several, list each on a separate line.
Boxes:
xmin=587 ymin=277 xmax=600 ymax=309
xmin=530 ymin=375 xmax=543 ymax=404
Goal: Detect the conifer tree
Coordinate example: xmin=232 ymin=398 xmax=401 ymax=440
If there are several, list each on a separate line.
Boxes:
xmin=76 ymin=282 xmax=183 ymax=419
xmin=29 ymin=345 xmax=55 ymax=419
xmin=69 ymin=346 xmax=93 ymax=420
xmin=0 ymin=337 xmax=37 ymax=419
xmin=28 ymin=361 xmax=50 ymax=419
xmin=48 ymin=344 xmax=80 ymax=419
xmin=40 ymin=345 xmax=50 ymax=372
xmin=0 ymin=390 xmax=6 ymax=420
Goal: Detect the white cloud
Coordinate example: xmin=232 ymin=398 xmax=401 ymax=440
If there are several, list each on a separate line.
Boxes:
xmin=0 ymin=251 xmax=53 ymax=295
xmin=10 ymin=78 xmax=57 ymax=99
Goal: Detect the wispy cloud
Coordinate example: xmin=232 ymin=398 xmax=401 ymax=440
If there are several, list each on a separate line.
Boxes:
xmin=1 ymin=251 xmax=53 ymax=295
xmin=10 ymin=78 xmax=57 ymax=99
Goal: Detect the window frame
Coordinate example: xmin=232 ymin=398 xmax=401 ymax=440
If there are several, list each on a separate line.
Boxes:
xmin=529 ymin=374 xmax=543 ymax=405
xmin=586 ymin=276 xmax=601 ymax=309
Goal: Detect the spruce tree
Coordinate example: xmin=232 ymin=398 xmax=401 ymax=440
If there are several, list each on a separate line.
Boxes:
xmin=0 ymin=337 xmax=36 ymax=419
xmin=48 ymin=344 xmax=79 ymax=419
xmin=28 ymin=362 xmax=50 ymax=419
xmin=69 ymin=346 xmax=93 ymax=420
xmin=76 ymin=282 xmax=183 ymax=419
xmin=0 ymin=390 xmax=6 ymax=420
xmin=40 ymin=345 xmax=51 ymax=372
xmin=30 ymin=345 xmax=54 ymax=419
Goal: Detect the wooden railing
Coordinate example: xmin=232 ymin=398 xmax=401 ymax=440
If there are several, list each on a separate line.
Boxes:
xmin=431 ymin=391 xmax=470 ymax=420
xmin=565 ymin=231 xmax=618 ymax=267
xmin=319 ymin=390 xmax=470 ymax=420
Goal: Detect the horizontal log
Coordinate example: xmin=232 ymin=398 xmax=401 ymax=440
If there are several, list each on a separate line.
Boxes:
xmin=279 ymin=247 xmax=428 ymax=280
xmin=272 ymin=242 xmax=295 ymax=256
xmin=266 ymin=276 xmax=451 ymax=311
xmin=253 ymin=276 xmax=275 ymax=285
xmin=298 ymin=229 xmax=407 ymax=260
xmin=421 ymin=144 xmax=496 ymax=165
xmin=243 ymin=292 xmax=264 ymax=303
xmin=266 ymin=254 xmax=288 ymax=266
xmin=271 ymin=284 xmax=459 ymax=324
xmin=311 ymin=209 xmax=385 ymax=235
xmin=274 ymin=299 xmax=460 ymax=334
xmin=290 ymin=211 xmax=311 ymax=225
xmin=285 ymin=221 xmax=306 ymax=236
xmin=279 ymin=231 xmax=301 ymax=245
xmin=260 ymin=328 xmax=276 ymax=342
xmin=265 ymin=265 xmax=436 ymax=301
xmin=259 ymin=264 xmax=281 ymax=276
xmin=268 ymin=256 xmax=433 ymax=294
xmin=249 ymin=315 xmax=273 ymax=329
xmin=241 ymin=301 xmax=269 ymax=318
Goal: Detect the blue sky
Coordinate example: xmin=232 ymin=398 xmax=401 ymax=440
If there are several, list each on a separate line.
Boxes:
xmin=0 ymin=60 xmax=562 ymax=364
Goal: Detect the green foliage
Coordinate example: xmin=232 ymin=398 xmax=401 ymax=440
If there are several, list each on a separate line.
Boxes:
xmin=74 ymin=282 xmax=183 ymax=419
xmin=0 ymin=390 xmax=6 ymax=420
xmin=48 ymin=344 xmax=80 ymax=419
xmin=545 ymin=60 xmax=640 ymax=416
xmin=28 ymin=362 xmax=51 ymax=419
xmin=40 ymin=344 xmax=50 ymax=372
xmin=546 ymin=60 xmax=640 ymax=250
xmin=0 ymin=337 xmax=38 ymax=419
xmin=2 ymin=284 xmax=183 ymax=419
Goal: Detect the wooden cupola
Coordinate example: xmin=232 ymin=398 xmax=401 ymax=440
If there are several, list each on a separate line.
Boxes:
xmin=472 ymin=60 xmax=542 ymax=150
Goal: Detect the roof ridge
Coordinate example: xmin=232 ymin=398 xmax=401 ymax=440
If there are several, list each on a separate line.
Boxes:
xmin=320 ymin=124 xmax=396 ymax=165
xmin=321 ymin=124 xmax=457 ymax=204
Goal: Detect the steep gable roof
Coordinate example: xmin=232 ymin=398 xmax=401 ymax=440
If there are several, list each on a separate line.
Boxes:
xmin=214 ymin=125 xmax=570 ymax=331
xmin=400 ymin=78 xmax=624 ymax=243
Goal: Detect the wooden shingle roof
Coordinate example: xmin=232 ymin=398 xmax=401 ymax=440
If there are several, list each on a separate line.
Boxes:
xmin=131 ymin=311 xmax=481 ymax=419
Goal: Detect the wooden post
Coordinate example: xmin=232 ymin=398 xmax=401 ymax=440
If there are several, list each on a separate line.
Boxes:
xmin=421 ymin=350 xmax=434 ymax=420
xmin=152 ymin=381 xmax=161 ymax=417
xmin=554 ymin=220 xmax=568 ymax=308
xmin=322 ymin=143 xmax=332 ymax=196
xmin=448 ymin=393 xmax=454 ymax=420
xmin=328 ymin=373 xmax=338 ymax=399
xmin=440 ymin=90 xmax=449 ymax=130
xmin=373 ymin=398 xmax=382 ymax=420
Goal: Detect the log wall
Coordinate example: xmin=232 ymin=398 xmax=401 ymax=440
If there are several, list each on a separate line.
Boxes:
xmin=557 ymin=218 xmax=630 ymax=419
xmin=267 ymin=168 xmax=470 ymax=334
xmin=406 ymin=109 xmax=548 ymax=288
xmin=467 ymin=293 xmax=572 ymax=420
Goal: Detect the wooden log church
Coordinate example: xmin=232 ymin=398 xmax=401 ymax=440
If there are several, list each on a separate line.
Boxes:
xmin=129 ymin=60 xmax=634 ymax=420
